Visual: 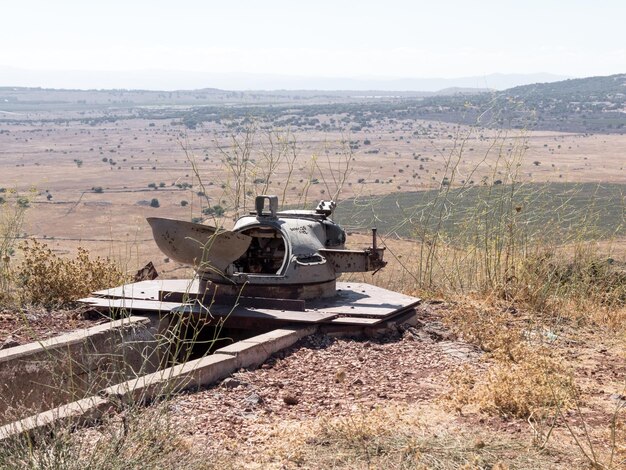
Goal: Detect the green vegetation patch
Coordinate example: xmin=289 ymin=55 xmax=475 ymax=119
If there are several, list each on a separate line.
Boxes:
xmin=334 ymin=182 xmax=625 ymax=242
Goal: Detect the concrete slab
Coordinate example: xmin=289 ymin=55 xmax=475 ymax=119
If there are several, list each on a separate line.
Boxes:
xmin=215 ymin=325 xmax=317 ymax=368
xmin=101 ymin=353 xmax=237 ymax=404
xmin=0 ymin=316 xmax=159 ymax=424
xmin=0 ymin=316 xmax=151 ymax=362
xmin=0 ymin=396 xmax=109 ymax=441
xmin=0 ymin=325 xmax=318 ymax=441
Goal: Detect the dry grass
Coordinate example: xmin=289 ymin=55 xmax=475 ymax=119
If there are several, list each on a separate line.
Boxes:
xmin=0 ymin=406 xmax=213 ymax=470
xmin=201 ymin=403 xmax=565 ymax=469
xmin=14 ymin=239 xmax=128 ymax=307
xmin=0 ymin=190 xmax=30 ymax=304
xmin=0 ymin=123 xmax=623 ymax=468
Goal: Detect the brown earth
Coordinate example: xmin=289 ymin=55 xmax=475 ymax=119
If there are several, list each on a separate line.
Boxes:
xmin=69 ymin=303 xmax=625 ymax=469
xmin=0 ymin=307 xmax=103 ymax=349
xmin=0 ymin=116 xmax=624 ymax=268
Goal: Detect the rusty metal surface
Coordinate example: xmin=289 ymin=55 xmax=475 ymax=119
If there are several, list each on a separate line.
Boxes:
xmin=306 ymin=282 xmax=421 ymax=318
xmin=94 ymin=279 xmax=200 ymax=301
xmin=134 ymin=261 xmax=158 ymax=282
xmin=79 ymin=297 xmax=184 ymax=313
xmin=170 ymin=303 xmax=336 ymax=324
xmin=198 ymin=278 xmax=337 ymax=300
xmin=328 ymin=316 xmax=381 ymax=325
xmin=161 ymin=289 xmax=307 ymax=312
xmin=80 ymin=296 xmax=336 ymax=323
xmin=85 ymin=279 xmax=420 ymax=326
xmin=147 ymin=217 xmax=251 ymax=274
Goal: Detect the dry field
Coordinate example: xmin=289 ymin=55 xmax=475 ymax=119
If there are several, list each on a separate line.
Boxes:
xmin=0 ymin=114 xmax=624 ymax=273
xmin=1 ymin=104 xmax=625 ymax=469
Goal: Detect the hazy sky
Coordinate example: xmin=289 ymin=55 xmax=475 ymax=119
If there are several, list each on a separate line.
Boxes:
xmin=2 ymin=0 xmax=625 ymax=85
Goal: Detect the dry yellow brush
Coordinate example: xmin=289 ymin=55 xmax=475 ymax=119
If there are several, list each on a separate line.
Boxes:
xmin=441 ymin=293 xmax=625 ymax=468
xmin=15 ymin=239 xmax=127 ymax=307
xmin=442 ymin=298 xmax=578 ymax=420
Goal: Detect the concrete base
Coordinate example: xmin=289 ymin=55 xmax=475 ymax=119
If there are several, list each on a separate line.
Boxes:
xmin=0 ymin=325 xmax=318 ymax=442
xmin=0 ymin=316 xmax=160 ymax=425
xmin=0 ymin=313 xmax=414 ymax=442
xmin=214 ymin=326 xmax=317 ymax=368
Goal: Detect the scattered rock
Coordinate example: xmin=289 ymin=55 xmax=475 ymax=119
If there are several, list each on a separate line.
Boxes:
xmin=335 ymin=369 xmax=346 ymax=383
xmin=0 ymin=336 xmax=19 ymax=350
xmin=283 ymin=394 xmax=299 ymax=406
xmin=439 ymin=341 xmax=480 ymax=361
xmin=222 ymin=378 xmax=242 ymax=389
xmin=423 ymin=325 xmax=456 ymax=341
xmin=244 ymin=392 xmax=264 ymax=406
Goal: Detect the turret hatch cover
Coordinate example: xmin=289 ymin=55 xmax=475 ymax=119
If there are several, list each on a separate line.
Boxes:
xmin=147 ymin=217 xmax=252 ymax=274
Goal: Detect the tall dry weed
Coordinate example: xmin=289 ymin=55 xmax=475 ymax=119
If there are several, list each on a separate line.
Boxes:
xmin=16 ymin=240 xmax=127 ymax=307
xmin=0 ymin=190 xmax=30 ymax=305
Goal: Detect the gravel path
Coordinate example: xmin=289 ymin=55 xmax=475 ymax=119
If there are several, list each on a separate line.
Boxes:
xmin=0 ymin=307 xmax=103 ymax=349
xmin=166 ymin=310 xmax=482 ymax=449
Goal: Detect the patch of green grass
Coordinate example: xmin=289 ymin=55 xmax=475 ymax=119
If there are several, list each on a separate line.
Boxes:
xmin=334 ymin=182 xmax=625 ymax=242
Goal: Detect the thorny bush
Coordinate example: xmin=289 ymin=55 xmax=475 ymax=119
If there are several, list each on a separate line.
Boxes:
xmin=16 ymin=239 xmax=127 ymax=307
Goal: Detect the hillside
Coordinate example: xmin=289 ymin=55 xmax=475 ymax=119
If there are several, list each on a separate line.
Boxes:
xmin=2 ymin=73 xmax=626 ymax=134
xmin=492 ymin=73 xmax=626 ymax=132
xmin=505 ymin=73 xmax=626 ymax=100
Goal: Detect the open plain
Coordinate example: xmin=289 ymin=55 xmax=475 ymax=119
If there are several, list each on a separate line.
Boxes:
xmin=0 ymin=86 xmax=625 ymax=469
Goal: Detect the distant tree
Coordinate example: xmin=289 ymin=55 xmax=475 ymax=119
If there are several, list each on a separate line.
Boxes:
xmin=202 ymin=205 xmax=225 ymax=216
xmin=150 ymin=198 xmax=160 ymax=208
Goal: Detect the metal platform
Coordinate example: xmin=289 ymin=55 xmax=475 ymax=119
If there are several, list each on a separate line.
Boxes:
xmin=80 ymin=279 xmax=420 ymax=327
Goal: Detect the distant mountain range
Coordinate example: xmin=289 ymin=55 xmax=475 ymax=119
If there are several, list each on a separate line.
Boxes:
xmin=503 ymin=73 xmax=626 ymax=99
xmin=0 ymin=66 xmax=568 ymax=92
xmin=2 ymin=72 xmax=624 ymax=134
xmin=398 ymin=73 xmax=626 ymax=133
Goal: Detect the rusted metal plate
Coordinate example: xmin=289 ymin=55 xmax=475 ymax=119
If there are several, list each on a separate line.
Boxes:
xmin=93 ymin=279 xmax=200 ymax=301
xmin=79 ymin=297 xmax=336 ymax=323
xmin=196 ymin=278 xmax=337 ymax=300
xmin=306 ymin=282 xmax=420 ymax=318
xmin=161 ymin=290 xmax=306 ymax=312
xmin=79 ymin=297 xmax=185 ymax=313
xmin=328 ymin=316 xmax=382 ymax=325
xmin=86 ymin=280 xmax=419 ymax=326
xmin=171 ymin=304 xmax=336 ymax=323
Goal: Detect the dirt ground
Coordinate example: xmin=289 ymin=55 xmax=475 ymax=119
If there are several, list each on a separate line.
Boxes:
xmin=1 ymin=116 xmax=624 ymax=267
xmin=0 ymin=307 xmax=103 ymax=349
xmin=70 ymin=303 xmax=624 ymax=469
